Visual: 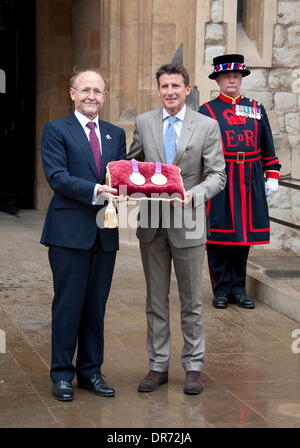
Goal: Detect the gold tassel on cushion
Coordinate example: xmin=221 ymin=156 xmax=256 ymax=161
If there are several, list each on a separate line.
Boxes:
xmin=104 ymin=197 xmax=118 ymax=228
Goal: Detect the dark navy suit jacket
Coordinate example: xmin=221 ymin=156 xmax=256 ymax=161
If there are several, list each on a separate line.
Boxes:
xmin=40 ymin=113 xmax=126 ymax=250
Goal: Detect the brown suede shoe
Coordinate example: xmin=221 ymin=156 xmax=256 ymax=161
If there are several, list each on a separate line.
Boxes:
xmin=184 ymin=371 xmax=203 ymax=395
xmin=138 ymin=370 xmax=168 ymax=392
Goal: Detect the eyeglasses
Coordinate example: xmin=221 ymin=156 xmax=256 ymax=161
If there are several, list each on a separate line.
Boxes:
xmin=72 ymin=87 xmax=106 ymax=98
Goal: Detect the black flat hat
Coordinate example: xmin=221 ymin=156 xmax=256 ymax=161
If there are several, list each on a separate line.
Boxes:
xmin=208 ymin=54 xmax=251 ymax=79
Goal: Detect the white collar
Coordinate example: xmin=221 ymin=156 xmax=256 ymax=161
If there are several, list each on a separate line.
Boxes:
xmin=162 ymin=104 xmax=186 ymax=121
xmin=74 ymin=110 xmax=99 ymax=128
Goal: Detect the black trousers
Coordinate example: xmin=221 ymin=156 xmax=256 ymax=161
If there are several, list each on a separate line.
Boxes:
xmin=207 ymin=244 xmax=250 ymax=297
xmin=48 ymin=234 xmax=116 ymax=383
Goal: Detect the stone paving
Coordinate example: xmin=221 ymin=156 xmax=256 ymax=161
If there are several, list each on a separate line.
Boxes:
xmin=0 ymin=210 xmax=300 ymax=428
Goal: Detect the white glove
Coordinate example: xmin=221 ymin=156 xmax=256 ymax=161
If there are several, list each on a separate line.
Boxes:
xmin=265 ymin=178 xmax=279 ymax=197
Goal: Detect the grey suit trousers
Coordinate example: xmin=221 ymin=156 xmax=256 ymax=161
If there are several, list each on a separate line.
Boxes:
xmin=140 ymin=228 xmax=205 ymax=372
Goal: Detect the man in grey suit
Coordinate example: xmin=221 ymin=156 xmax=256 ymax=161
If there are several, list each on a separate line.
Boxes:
xmin=127 ymin=64 xmax=226 ymax=394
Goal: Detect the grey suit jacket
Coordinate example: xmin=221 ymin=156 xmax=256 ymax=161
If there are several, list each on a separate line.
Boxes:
xmin=127 ymin=106 xmax=226 ymax=248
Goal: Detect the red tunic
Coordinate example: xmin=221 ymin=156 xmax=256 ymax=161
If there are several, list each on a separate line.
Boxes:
xmin=199 ymin=93 xmax=281 ymax=245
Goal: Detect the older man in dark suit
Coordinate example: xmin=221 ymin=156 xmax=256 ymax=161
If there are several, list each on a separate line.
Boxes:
xmin=41 ymin=69 xmax=126 ymax=401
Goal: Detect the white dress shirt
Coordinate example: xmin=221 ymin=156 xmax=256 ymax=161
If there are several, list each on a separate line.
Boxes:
xmin=74 ymin=110 xmax=101 ymax=204
xmin=162 ymin=104 xmax=186 ymax=144
xmin=74 ymin=110 xmax=102 ymax=149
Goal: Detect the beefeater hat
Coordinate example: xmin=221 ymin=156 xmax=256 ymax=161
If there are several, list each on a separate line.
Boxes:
xmin=208 ymin=54 xmax=251 ymax=80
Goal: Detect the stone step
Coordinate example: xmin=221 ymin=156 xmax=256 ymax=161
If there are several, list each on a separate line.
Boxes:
xmin=247 ymin=251 xmax=300 ymax=323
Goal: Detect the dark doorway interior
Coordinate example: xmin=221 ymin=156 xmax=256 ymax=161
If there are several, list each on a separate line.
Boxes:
xmin=0 ymin=0 xmax=35 ymax=213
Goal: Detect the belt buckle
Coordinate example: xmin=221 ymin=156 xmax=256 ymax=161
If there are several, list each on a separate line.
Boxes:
xmin=237 ymin=152 xmax=245 ymax=163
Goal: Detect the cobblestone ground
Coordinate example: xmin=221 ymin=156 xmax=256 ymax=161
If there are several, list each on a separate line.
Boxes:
xmin=0 ymin=210 xmax=300 ymax=428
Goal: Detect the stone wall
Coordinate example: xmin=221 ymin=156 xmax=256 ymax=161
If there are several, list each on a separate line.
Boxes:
xmin=35 ymin=0 xmax=73 ymax=209
xmin=36 ymin=0 xmax=105 ymax=209
xmin=198 ymin=0 xmax=300 ymax=253
xmin=35 ymin=0 xmax=198 ymax=209
xmin=267 ymin=0 xmax=300 ymax=253
xmin=99 ymin=0 xmax=197 ymax=138
xmin=34 ymin=0 xmax=300 ymax=254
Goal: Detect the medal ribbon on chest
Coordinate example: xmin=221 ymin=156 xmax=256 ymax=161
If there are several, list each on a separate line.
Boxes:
xmin=235 ymin=104 xmax=261 ymax=119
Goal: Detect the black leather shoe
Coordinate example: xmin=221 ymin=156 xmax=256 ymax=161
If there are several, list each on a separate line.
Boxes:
xmin=53 ymin=380 xmax=74 ymax=401
xmin=78 ymin=372 xmax=115 ymax=397
xmin=213 ymin=294 xmax=228 ymax=309
xmin=233 ymin=294 xmax=255 ymax=309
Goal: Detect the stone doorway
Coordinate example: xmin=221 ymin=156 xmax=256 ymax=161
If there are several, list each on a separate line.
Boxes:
xmin=0 ymin=0 xmax=36 ymax=213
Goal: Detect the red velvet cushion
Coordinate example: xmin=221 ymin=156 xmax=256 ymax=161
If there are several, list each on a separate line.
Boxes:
xmin=106 ymin=160 xmax=185 ymax=200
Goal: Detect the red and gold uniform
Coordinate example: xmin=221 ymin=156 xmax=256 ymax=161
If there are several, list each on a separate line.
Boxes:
xmin=199 ymin=92 xmax=280 ymax=245
xmin=199 ymin=92 xmax=281 ymax=298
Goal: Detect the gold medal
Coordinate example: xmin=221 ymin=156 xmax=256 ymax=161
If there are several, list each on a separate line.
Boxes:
xmin=151 ymin=173 xmax=167 ymax=186
xmin=129 ymin=160 xmax=146 ymax=185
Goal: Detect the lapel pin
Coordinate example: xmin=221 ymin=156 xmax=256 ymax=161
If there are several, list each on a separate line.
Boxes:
xmin=106 ymin=134 xmax=112 ymax=140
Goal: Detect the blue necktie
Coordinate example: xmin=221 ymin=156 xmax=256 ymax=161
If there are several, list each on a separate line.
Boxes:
xmin=164 ymin=116 xmax=177 ymax=164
